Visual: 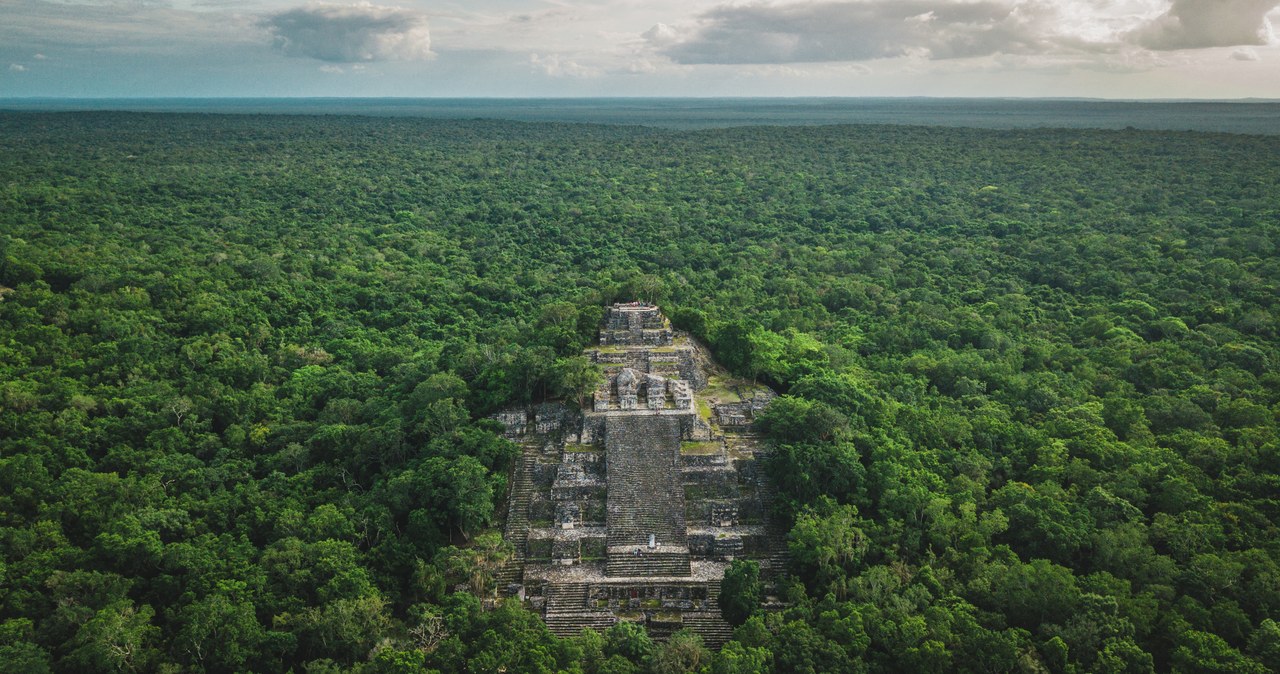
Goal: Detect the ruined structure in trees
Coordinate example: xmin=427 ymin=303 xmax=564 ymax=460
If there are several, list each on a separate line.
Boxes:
xmin=493 ymin=303 xmax=784 ymax=646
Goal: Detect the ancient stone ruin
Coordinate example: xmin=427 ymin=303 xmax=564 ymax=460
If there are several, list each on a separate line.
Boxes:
xmin=493 ymin=303 xmax=782 ymax=646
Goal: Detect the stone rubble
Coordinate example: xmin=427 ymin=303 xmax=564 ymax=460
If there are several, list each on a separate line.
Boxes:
xmin=492 ymin=303 xmax=788 ymax=646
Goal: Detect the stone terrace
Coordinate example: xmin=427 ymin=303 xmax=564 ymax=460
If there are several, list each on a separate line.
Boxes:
xmin=493 ymin=303 xmax=781 ymax=647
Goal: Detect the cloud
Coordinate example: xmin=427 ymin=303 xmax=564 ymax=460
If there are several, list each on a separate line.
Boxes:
xmin=9 ymin=64 xmax=28 ymax=72
xmin=317 ymin=63 xmax=369 ymax=73
xmin=0 ymin=0 xmax=260 ymax=55
xmin=1230 ymin=47 xmax=1261 ymax=60
xmin=1128 ymin=0 xmax=1279 ymax=50
xmin=529 ymin=53 xmax=600 ymax=78
xmin=642 ymin=22 xmax=681 ymax=46
xmin=626 ymin=58 xmax=660 ymax=74
xmin=263 ymin=3 xmax=432 ymax=63
xmin=653 ymin=0 xmax=1118 ymax=65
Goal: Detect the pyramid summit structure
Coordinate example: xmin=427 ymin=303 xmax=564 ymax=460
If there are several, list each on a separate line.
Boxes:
xmin=492 ymin=303 xmax=784 ymax=645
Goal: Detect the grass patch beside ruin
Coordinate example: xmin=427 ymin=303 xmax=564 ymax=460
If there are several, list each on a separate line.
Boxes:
xmin=651 ymin=611 xmax=684 ymax=624
xmin=681 ymin=441 xmax=722 ymax=455
xmin=703 ymin=375 xmax=744 ymax=402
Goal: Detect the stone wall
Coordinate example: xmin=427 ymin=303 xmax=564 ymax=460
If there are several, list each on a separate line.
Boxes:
xmin=498 ymin=303 xmax=780 ymax=646
xmin=599 ymin=304 xmax=674 ymax=346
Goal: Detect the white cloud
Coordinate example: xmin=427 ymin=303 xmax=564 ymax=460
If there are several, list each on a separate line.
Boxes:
xmin=648 ymin=0 xmax=1280 ymax=66
xmin=33 ymin=53 xmax=47 ymax=60
xmin=1 ymin=0 xmax=1278 ymax=97
xmin=263 ymin=3 xmax=433 ymax=63
xmin=1128 ymin=0 xmax=1279 ymax=50
xmin=626 ymin=58 xmax=659 ymax=73
xmin=9 ymin=64 xmax=29 ymax=72
xmin=642 ymin=22 xmax=681 ymax=46
xmin=653 ymin=0 xmax=1124 ymax=65
xmin=530 ymin=52 xmax=600 ymax=77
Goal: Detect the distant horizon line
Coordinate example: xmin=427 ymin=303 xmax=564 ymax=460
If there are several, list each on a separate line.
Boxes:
xmin=3 ymin=95 xmax=1279 ymax=103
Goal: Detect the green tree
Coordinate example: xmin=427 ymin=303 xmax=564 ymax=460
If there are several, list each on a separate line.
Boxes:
xmin=552 ymin=356 xmax=602 ymax=407
xmin=720 ymin=560 xmax=763 ymax=627
xmin=756 ymin=396 xmax=849 ymax=445
xmin=710 ymin=640 xmax=771 ymax=674
xmin=63 ymin=600 xmax=161 ymax=673
xmin=604 ymin=621 xmax=653 ymax=663
xmin=1171 ymin=630 xmax=1267 ymax=674
xmin=434 ymin=532 xmax=514 ymax=598
xmin=649 ymin=629 xmax=710 ymax=674
xmin=1247 ymin=619 xmax=1280 ymax=672
xmin=175 ymin=589 xmax=268 ymax=672
xmin=0 ymin=619 xmax=52 ymax=674
xmin=285 ymin=595 xmax=392 ymax=664
xmin=788 ymin=501 xmax=868 ymax=593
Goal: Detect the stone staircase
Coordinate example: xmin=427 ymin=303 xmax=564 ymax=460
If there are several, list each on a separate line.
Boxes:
xmin=683 ymin=580 xmax=733 ymax=646
xmin=605 ymin=551 xmax=692 ymax=577
xmin=762 ymin=532 xmax=791 ymax=576
xmin=545 ymin=611 xmax=619 ymax=637
xmin=754 ymin=479 xmax=792 ymax=576
xmin=499 ymin=307 xmax=790 ymax=646
xmin=545 ymin=582 xmax=590 ymax=611
xmin=682 ymin=612 xmax=734 ymax=649
xmin=495 ymin=450 xmax=537 ymax=587
xmin=605 ymin=415 xmax=691 ymax=576
xmin=543 ymin=582 xmax=617 ymax=637
xmin=706 ymin=578 xmax=721 ymax=602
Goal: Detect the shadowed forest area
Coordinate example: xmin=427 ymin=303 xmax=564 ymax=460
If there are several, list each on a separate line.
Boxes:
xmin=1 ymin=112 xmax=1278 ymax=672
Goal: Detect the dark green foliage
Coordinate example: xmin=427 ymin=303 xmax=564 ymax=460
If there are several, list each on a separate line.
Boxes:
xmin=604 ymin=620 xmax=654 ymax=662
xmin=0 ymin=112 xmax=1277 ymax=672
xmin=650 ymin=629 xmax=711 ymax=674
xmin=754 ymin=396 xmax=848 ymax=445
xmin=720 ymin=560 xmax=763 ymax=627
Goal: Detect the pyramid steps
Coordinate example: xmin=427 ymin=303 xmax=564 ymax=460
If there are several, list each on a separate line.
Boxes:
xmin=544 ymin=611 xmax=620 ymax=637
xmin=495 ymin=451 xmax=537 ymax=587
xmin=605 ymin=551 xmax=692 ymax=577
xmin=682 ymin=612 xmax=734 ymax=649
xmin=494 ymin=305 xmax=790 ymax=647
xmin=545 ymin=582 xmax=590 ymax=611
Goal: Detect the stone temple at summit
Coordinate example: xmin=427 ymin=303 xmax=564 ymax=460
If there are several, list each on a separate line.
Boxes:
xmin=493 ymin=303 xmax=784 ymax=646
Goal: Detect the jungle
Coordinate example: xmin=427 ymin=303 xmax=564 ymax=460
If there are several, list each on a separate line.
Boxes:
xmin=1 ymin=111 xmax=1278 ymax=673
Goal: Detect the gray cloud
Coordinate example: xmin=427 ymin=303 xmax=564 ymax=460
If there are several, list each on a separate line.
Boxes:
xmin=654 ymin=0 xmax=1107 ymax=65
xmin=1128 ymin=0 xmax=1278 ymax=50
xmin=264 ymin=3 xmax=432 ymax=63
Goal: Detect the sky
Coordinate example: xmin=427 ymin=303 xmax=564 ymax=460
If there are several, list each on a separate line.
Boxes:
xmin=1 ymin=0 xmax=1278 ymax=98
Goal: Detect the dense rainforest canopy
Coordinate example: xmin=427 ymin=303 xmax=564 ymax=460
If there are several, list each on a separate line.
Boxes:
xmin=1 ymin=111 xmax=1278 ymax=673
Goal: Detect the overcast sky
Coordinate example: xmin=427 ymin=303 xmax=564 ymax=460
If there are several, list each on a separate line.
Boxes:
xmin=2 ymin=0 xmax=1278 ymax=98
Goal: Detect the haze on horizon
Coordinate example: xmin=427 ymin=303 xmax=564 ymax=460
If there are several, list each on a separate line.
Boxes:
xmin=2 ymin=0 xmax=1279 ymax=99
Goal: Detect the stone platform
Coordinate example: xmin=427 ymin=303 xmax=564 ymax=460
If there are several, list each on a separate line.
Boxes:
xmin=493 ymin=303 xmax=786 ymax=646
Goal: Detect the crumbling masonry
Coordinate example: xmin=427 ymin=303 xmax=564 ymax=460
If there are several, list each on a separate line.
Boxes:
xmin=493 ymin=303 xmax=784 ymax=646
